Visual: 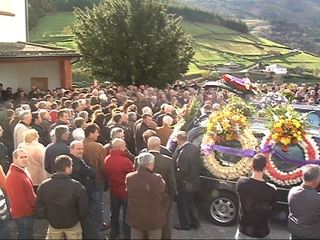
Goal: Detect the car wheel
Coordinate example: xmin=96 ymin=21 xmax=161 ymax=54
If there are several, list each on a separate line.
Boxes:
xmin=206 ymin=192 xmax=239 ymax=226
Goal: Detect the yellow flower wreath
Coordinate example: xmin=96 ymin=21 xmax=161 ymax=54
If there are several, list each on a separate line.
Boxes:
xmin=201 ymin=128 xmax=258 ymax=180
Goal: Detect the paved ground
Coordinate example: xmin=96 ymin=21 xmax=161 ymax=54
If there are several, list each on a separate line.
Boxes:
xmin=8 ymin=194 xmax=290 ymax=239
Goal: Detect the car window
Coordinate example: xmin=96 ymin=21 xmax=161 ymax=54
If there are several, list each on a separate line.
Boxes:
xmin=306 ymin=113 xmax=320 ymax=126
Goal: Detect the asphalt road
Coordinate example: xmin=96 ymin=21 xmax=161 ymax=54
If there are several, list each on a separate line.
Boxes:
xmin=170 ymin=202 xmax=290 ymax=239
xmin=7 ymin=193 xmax=291 ymax=239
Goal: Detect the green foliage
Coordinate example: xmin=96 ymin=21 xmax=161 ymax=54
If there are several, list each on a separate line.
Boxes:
xmin=29 ymin=11 xmax=320 ymax=77
xmin=179 ymin=95 xmax=202 ymax=131
xmin=28 ymin=0 xmax=102 ymax=30
xmin=167 ymin=4 xmax=249 ymax=34
xmin=54 ymin=0 xmax=102 ymax=11
xmin=224 ymin=95 xmax=256 ymax=117
xmin=28 ymin=0 xmax=49 ymax=30
xmin=29 ymin=13 xmax=76 ymax=42
xmin=71 ymin=0 xmax=195 ymax=87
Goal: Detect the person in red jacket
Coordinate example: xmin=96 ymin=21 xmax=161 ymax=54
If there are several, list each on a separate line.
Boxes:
xmin=6 ymin=148 xmax=36 ymax=239
xmin=104 ymin=138 xmax=134 ymax=239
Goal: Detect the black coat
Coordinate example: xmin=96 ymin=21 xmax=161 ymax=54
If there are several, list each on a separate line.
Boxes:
xmin=121 ymin=122 xmax=136 ymax=155
xmin=44 ymin=139 xmax=70 ymax=174
xmin=35 ymin=173 xmax=88 ymax=229
xmin=139 ymin=145 xmax=172 ymax=158
xmin=49 ymin=120 xmax=74 ymax=144
xmin=32 ymin=123 xmax=50 ymax=146
xmin=173 ymin=142 xmax=201 ymax=193
xmin=0 ymin=140 xmax=9 ymax=173
xmin=149 ymin=102 xmax=162 ymax=114
xmin=69 ymin=154 xmax=96 ymax=199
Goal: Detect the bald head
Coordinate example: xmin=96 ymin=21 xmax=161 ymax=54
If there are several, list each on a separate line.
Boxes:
xmin=177 ymin=131 xmax=188 ymax=145
xmin=164 ymin=104 xmax=173 ymax=113
xmin=147 ymin=136 xmax=161 ymax=151
xmin=111 ymin=138 xmax=126 ymax=151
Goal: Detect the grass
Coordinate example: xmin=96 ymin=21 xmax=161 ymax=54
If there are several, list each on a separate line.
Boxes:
xmin=29 ymin=13 xmax=75 ymax=42
xmin=29 ymin=12 xmax=320 ymax=76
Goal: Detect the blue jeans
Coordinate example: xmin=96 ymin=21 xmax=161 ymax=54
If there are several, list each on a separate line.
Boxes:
xmin=82 ymin=194 xmax=100 ymax=239
xmin=14 ymin=215 xmax=34 ymax=239
xmin=0 ymin=215 xmax=10 ymax=239
xmin=96 ymin=184 xmax=105 ymax=228
xmin=110 ymin=196 xmax=130 ymax=239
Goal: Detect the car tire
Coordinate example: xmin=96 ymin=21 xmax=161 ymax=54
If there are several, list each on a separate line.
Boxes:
xmin=206 ymin=191 xmax=239 ymax=226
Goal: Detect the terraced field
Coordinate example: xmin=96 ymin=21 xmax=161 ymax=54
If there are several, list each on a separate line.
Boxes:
xmin=29 ymin=13 xmax=320 ymax=76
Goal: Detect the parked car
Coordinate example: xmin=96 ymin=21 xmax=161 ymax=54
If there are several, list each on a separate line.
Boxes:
xmin=292 ymin=104 xmax=320 ymax=126
xmin=175 ymin=103 xmax=320 ymax=226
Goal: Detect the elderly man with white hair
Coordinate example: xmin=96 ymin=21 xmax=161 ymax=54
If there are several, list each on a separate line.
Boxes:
xmin=9 ymin=107 xmax=24 ymax=135
xmin=13 ymin=110 xmax=32 ymax=149
xmin=288 ymin=164 xmax=320 ymax=239
xmin=133 ymin=106 xmax=157 ymax=133
xmin=126 ymin=152 xmax=166 ymax=239
xmin=156 ymin=104 xmax=174 ymax=126
xmin=149 ymin=95 xmax=161 ymax=114
xmin=92 ymin=89 xmax=99 ymax=97
xmin=147 ymin=136 xmax=176 ymax=239
xmin=178 ymin=91 xmax=190 ymax=106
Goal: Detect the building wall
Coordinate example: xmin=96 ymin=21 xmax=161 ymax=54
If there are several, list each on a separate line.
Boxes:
xmin=0 ymin=61 xmax=60 ymax=91
xmin=266 ymin=66 xmax=287 ymax=74
xmin=0 ymin=0 xmax=27 ymax=42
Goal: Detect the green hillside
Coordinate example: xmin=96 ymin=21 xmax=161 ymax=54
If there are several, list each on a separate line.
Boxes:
xmin=29 ymin=12 xmax=320 ymax=76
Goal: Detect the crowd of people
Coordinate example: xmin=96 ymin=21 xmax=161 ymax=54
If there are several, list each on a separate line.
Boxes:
xmin=0 ymin=78 xmax=318 ymax=239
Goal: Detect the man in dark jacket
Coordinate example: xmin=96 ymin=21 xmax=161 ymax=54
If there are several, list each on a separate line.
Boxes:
xmin=35 ymin=155 xmax=88 ymax=239
xmin=49 ymin=109 xmax=74 ymax=144
xmin=173 ymin=131 xmax=201 ymax=231
xmin=1 ymin=109 xmax=15 ymax=163
xmin=288 ymin=164 xmax=320 ymax=239
xmin=49 ymin=109 xmax=70 ymax=132
xmin=69 ymin=140 xmax=99 ymax=240
xmin=44 ymin=125 xmax=70 ymax=174
xmin=147 ymin=136 xmax=177 ymax=239
xmin=105 ymin=127 xmax=135 ymax=162
xmin=31 ymin=111 xmax=49 ymax=146
xmin=139 ymin=130 xmax=172 ymax=159
xmin=134 ymin=113 xmax=153 ymax=153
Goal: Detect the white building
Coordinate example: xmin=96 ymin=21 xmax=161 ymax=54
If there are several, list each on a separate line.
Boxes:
xmin=265 ymin=64 xmax=287 ymax=74
xmin=0 ymin=0 xmax=27 ymax=42
xmin=0 ymin=0 xmax=80 ymax=91
xmin=217 ymin=62 xmax=240 ymax=73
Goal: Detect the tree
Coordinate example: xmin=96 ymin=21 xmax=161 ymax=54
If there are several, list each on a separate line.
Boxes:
xmin=28 ymin=0 xmax=49 ymax=30
xmin=71 ymin=0 xmax=195 ymax=87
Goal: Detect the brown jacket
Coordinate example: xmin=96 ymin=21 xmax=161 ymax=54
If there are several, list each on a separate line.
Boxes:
xmin=155 ymin=125 xmax=173 ymax=146
xmin=82 ymin=138 xmax=107 ymax=185
xmin=126 ymin=167 xmax=166 ymax=231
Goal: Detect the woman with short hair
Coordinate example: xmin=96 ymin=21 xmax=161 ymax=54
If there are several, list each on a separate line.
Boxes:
xmin=18 ymin=129 xmax=49 ymax=192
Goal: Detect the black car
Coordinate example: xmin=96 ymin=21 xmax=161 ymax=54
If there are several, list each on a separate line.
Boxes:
xmin=177 ymin=106 xmax=320 ymax=226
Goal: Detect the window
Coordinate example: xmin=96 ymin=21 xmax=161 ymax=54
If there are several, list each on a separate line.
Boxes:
xmin=0 ymin=0 xmax=14 ymax=17
xmin=31 ymin=77 xmax=49 ymax=91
